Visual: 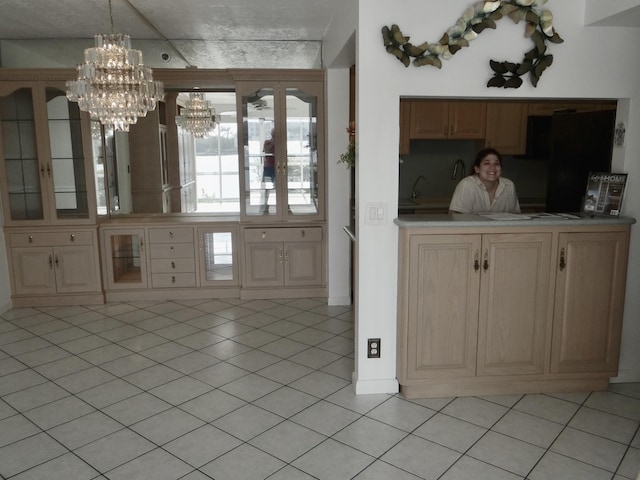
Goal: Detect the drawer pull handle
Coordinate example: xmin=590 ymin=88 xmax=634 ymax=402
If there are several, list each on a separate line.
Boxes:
xmin=70 ymin=234 xmax=75 ymax=242
xmin=171 ymin=276 xmax=176 ymax=284
xmin=171 ymin=261 xmax=176 ymax=269
xmin=28 ymin=235 xmax=33 ymax=244
xmin=169 ymin=231 xmax=174 ymax=238
xmin=261 ymin=231 xmax=267 ymax=239
xmin=301 ymin=230 xmax=306 ymax=238
xmin=170 ymin=246 xmax=175 ymax=252
xmin=559 ymin=248 xmax=566 ymax=271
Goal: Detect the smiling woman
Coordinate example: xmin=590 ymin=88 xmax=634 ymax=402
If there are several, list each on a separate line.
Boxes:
xmin=448 ymin=147 xmax=521 ymax=214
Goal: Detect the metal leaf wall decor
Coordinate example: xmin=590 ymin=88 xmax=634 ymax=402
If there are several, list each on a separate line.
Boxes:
xmin=382 ymin=0 xmax=563 ymax=88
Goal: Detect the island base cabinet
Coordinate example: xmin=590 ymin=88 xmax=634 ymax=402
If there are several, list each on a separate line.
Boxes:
xmin=397 ymin=224 xmax=631 ymax=399
xmin=551 ymin=231 xmax=629 ymax=375
xmin=401 ymin=234 xmax=480 ymax=380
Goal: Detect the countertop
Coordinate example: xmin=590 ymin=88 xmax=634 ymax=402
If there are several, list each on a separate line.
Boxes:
xmin=395 ymin=212 xmax=636 ymax=228
xmin=398 ymin=197 xmax=546 ymax=212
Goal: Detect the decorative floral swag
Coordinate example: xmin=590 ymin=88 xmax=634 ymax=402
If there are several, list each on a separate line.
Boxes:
xmin=382 ymin=0 xmax=563 ymax=88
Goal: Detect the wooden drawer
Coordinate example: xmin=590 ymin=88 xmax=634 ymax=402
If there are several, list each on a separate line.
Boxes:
xmin=244 ymin=227 xmax=322 ymax=243
xmin=148 ymin=227 xmax=194 ymax=244
xmin=150 ymin=258 xmax=196 ymax=274
xmin=151 ymin=273 xmax=197 ymax=288
xmin=149 ymin=243 xmax=195 ymax=259
xmin=10 ymin=231 xmax=94 ymax=247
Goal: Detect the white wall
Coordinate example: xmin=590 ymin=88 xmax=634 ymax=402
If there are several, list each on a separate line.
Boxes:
xmin=352 ymin=0 xmax=640 ymax=393
xmin=324 ymin=0 xmax=357 ymax=307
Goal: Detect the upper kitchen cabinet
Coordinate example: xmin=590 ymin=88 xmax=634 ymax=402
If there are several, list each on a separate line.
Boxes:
xmin=529 ymin=101 xmax=617 ymax=116
xmin=0 ymin=77 xmax=95 ymax=226
xmin=409 ymin=100 xmax=486 ymax=140
xmin=238 ymin=78 xmax=325 ymax=223
xmin=484 ymin=102 xmax=529 ymax=155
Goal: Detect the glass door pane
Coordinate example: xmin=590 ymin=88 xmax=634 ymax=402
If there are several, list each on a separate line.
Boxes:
xmin=285 ymin=87 xmax=318 ymax=216
xmin=242 ymin=88 xmax=277 ymax=217
xmin=0 ymin=88 xmax=44 ymax=221
xmin=110 ymin=233 xmax=143 ymax=284
xmin=202 ymin=231 xmax=235 ymax=282
xmin=46 ymin=87 xmax=89 ymax=219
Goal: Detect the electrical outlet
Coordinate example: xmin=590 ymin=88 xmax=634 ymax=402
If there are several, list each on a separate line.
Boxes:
xmin=367 ymin=338 xmax=381 ymax=358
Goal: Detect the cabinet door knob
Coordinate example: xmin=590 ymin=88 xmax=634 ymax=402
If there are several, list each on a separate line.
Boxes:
xmin=474 ymin=251 xmax=480 ymax=272
xmin=171 ymin=261 xmax=176 ymax=269
xmin=301 ymin=229 xmax=306 ymax=238
xmin=171 ymin=276 xmax=176 ymax=284
xmin=261 ymin=231 xmax=267 ymax=239
xmin=169 ymin=231 xmax=174 ymax=238
xmin=49 ymin=254 xmax=53 ymax=269
xmin=70 ymin=234 xmax=75 ymax=242
xmin=28 ymin=235 xmax=33 ymax=244
xmin=483 ymin=250 xmax=489 ymax=271
xmin=559 ymin=248 xmax=566 ymax=271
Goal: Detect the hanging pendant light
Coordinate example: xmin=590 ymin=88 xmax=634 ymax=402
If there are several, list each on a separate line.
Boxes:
xmin=175 ymin=92 xmax=217 ymax=138
xmin=66 ymin=0 xmax=164 ymax=131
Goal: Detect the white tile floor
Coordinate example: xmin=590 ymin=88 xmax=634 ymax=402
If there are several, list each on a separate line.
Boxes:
xmin=0 ymin=298 xmax=639 ymax=480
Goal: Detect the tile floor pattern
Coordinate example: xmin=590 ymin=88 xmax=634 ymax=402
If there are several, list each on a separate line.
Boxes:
xmin=0 ymin=298 xmax=639 ymax=480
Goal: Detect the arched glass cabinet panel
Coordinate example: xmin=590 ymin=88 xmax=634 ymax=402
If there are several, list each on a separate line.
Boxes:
xmin=0 ymin=81 xmax=95 ymax=225
xmin=238 ymin=80 xmax=324 ymax=222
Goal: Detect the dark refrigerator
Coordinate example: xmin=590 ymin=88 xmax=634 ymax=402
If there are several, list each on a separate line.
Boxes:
xmin=545 ymin=109 xmax=616 ymax=213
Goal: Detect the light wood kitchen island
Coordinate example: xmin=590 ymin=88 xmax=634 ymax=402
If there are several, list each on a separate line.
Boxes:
xmin=395 ymin=213 xmax=635 ymax=399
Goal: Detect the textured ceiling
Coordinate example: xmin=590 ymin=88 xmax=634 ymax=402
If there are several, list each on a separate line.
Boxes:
xmin=0 ymin=0 xmax=346 ymax=69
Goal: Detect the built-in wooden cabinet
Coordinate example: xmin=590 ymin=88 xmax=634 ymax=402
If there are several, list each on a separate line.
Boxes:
xmin=551 ymin=231 xmax=629 ymax=374
xmin=402 ymin=232 xmax=551 ymax=381
xmin=476 ymin=232 xmax=552 ymax=376
xmin=242 ymin=226 xmax=324 ymax=290
xmin=409 ymin=100 xmax=486 ymax=140
xmin=484 ymin=102 xmax=529 ymax=155
xmin=397 ymin=222 xmax=631 ymax=398
xmin=148 ymin=227 xmax=197 ymax=288
xmin=528 ymin=101 xmax=617 ymax=116
xmin=101 ymin=222 xmax=245 ymax=301
xmin=6 ymin=228 xmax=102 ymax=306
xmin=399 ymin=99 xmax=618 ymax=156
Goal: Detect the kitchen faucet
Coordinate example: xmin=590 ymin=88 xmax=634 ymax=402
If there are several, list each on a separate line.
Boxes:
xmin=411 ymin=175 xmax=426 ymax=199
xmin=451 ymin=159 xmax=466 ymax=180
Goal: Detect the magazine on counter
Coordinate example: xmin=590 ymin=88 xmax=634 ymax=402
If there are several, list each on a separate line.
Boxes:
xmin=582 ymin=172 xmax=628 ymax=217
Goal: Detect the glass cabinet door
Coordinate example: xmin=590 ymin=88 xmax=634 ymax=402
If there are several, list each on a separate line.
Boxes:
xmin=0 ymin=87 xmax=44 ymax=221
xmin=198 ymin=227 xmax=238 ymax=286
xmin=0 ymin=82 xmax=95 ymax=225
xmin=104 ymin=229 xmax=148 ymax=289
xmin=285 ymin=86 xmax=320 ymax=217
xmin=46 ymin=87 xmax=91 ymax=220
xmin=241 ymin=87 xmax=277 ymax=217
xmin=239 ymin=81 xmax=324 ymax=222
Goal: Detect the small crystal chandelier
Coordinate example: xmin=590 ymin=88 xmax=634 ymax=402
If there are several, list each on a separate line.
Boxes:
xmin=65 ymin=0 xmax=164 ymax=131
xmin=175 ymin=92 xmax=217 ymax=138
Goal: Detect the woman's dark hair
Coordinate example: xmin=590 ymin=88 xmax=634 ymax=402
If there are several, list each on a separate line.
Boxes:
xmin=470 ymin=147 xmax=502 ymax=175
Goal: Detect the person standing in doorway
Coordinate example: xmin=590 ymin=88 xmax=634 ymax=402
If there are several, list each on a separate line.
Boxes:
xmin=262 ymin=128 xmax=276 ymax=213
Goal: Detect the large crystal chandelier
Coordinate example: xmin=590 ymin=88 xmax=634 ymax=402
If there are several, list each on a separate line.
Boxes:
xmin=175 ymin=92 xmax=217 ymax=138
xmin=65 ymin=0 xmax=163 ymax=131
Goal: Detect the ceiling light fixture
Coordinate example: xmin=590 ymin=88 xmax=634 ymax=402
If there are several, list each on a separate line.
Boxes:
xmin=175 ymin=92 xmax=217 ymax=138
xmin=65 ymin=0 xmax=164 ymax=131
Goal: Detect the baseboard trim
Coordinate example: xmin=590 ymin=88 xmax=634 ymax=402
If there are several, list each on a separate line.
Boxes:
xmin=352 ymin=374 xmax=400 ymax=395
